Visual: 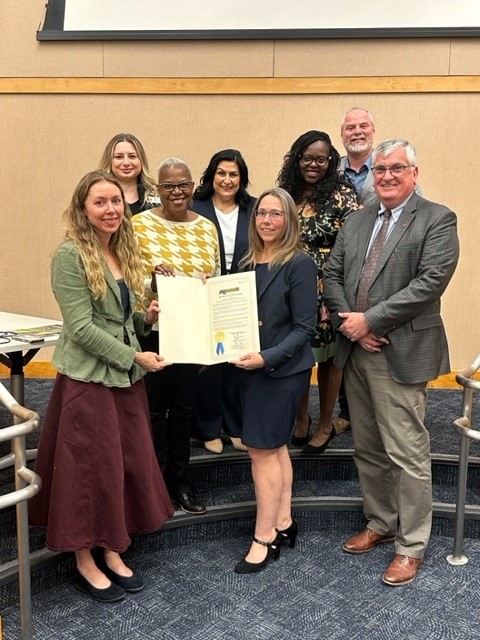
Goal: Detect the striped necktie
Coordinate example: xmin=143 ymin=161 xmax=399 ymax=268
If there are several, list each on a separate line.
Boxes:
xmin=356 ymin=209 xmax=392 ymax=312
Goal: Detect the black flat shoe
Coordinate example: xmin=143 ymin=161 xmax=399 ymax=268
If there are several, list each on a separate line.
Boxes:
xmin=234 ymin=537 xmax=280 ymax=574
xmin=302 ymin=426 xmax=336 ymax=455
xmin=92 ymin=551 xmax=144 ymax=593
xmin=171 ymin=491 xmax=207 ymax=515
xmin=292 ymin=416 xmax=312 ymax=447
xmin=275 ymin=519 xmax=298 ymax=549
xmin=73 ymin=568 xmax=126 ymax=603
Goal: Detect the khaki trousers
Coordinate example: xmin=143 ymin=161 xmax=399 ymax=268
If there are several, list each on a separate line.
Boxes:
xmin=344 ymin=345 xmax=432 ymax=557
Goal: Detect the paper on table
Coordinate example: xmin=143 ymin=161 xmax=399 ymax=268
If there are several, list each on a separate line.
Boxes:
xmin=155 ymin=272 xmax=260 ymax=364
xmin=12 ymin=325 xmax=62 ymax=336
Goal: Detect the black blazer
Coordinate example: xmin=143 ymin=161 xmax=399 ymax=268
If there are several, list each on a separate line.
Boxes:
xmin=252 ymin=252 xmax=317 ymax=378
xmin=191 ymin=196 xmax=256 ymax=274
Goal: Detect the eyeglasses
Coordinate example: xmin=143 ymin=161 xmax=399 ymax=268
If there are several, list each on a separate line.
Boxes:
xmin=0 ymin=332 xmax=14 ymax=345
xmin=255 ymin=209 xmax=285 ymax=220
xmin=158 ymin=181 xmax=193 ymax=192
xmin=371 ymin=164 xmax=414 ymax=177
xmin=299 ymin=155 xmax=331 ymax=166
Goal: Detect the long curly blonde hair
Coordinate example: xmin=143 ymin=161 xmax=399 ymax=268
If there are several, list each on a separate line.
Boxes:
xmin=63 ymin=170 xmax=145 ymax=301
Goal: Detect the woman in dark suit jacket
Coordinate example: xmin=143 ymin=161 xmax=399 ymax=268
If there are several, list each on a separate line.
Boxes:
xmin=191 ymin=149 xmax=256 ymax=454
xmin=231 ymin=187 xmax=317 ymax=574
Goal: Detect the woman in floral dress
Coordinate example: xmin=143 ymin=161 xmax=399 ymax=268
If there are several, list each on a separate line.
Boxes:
xmin=278 ymin=130 xmax=359 ymax=453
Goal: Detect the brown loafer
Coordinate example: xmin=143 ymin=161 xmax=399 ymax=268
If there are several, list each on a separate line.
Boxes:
xmin=342 ymin=528 xmax=395 ymax=554
xmin=382 ymin=554 xmax=423 ymax=586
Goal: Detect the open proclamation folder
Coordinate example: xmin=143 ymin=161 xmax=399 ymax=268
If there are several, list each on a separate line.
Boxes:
xmin=155 ymin=272 xmax=260 ymax=365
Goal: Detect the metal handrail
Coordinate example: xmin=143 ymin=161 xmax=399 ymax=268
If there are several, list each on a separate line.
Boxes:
xmin=446 ymin=353 xmax=480 ymax=566
xmin=0 ymin=382 xmax=42 ymax=640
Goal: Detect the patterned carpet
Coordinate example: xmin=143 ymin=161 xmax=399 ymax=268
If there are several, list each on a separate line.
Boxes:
xmin=0 ymin=380 xmax=479 ymax=638
xmin=3 ymin=530 xmax=480 ymax=639
xmin=1 ymin=380 xmax=478 ymax=457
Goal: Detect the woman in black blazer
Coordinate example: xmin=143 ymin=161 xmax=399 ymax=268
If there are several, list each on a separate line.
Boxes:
xmin=231 ymin=187 xmax=317 ymax=574
xmin=190 ymin=149 xmax=256 ymax=454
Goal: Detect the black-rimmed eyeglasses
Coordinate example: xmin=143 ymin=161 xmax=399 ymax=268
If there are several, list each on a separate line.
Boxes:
xmin=158 ymin=181 xmax=193 ymax=192
xmin=299 ymin=155 xmax=331 ymax=167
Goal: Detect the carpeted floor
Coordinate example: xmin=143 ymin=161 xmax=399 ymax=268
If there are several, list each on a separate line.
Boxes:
xmin=1 ymin=379 xmax=479 ymax=639
xmin=1 ymin=379 xmax=478 ymax=457
xmin=3 ymin=530 xmax=480 ymax=639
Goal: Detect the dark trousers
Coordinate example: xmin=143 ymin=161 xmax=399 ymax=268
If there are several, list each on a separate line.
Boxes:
xmin=338 ymin=378 xmax=350 ymax=420
xmin=191 ymin=363 xmax=242 ymax=441
xmin=139 ymin=331 xmax=199 ymax=495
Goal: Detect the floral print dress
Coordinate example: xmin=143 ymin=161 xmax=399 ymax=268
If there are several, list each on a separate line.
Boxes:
xmin=298 ymin=186 xmax=359 ymax=362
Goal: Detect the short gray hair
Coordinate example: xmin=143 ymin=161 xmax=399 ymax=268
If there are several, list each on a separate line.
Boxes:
xmin=372 ymin=138 xmax=416 ymax=166
xmin=158 ymin=157 xmax=189 ymax=173
xmin=340 ymin=107 xmax=374 ymax=132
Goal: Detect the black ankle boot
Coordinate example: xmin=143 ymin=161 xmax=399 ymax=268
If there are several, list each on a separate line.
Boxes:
xmin=234 ymin=537 xmax=280 ymax=574
xmin=275 ymin=519 xmax=298 ymax=548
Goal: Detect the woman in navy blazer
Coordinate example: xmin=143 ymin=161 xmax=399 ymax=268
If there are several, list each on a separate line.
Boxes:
xmin=191 ymin=149 xmax=256 ymax=454
xmin=231 ymin=187 xmax=317 ymax=574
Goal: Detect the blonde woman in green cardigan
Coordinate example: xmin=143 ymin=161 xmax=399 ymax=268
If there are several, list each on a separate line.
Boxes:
xmin=29 ymin=171 xmax=174 ymax=603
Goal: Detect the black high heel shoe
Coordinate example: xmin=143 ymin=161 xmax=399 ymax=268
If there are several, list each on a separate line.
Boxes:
xmin=302 ymin=425 xmax=335 ymax=455
xmin=234 ymin=537 xmax=280 ymax=574
xmin=275 ymin=519 xmax=298 ymax=549
xmin=292 ymin=416 xmax=312 ymax=447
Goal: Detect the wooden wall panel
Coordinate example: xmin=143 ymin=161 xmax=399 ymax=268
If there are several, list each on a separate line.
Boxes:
xmin=273 ymin=39 xmax=452 ymax=77
xmin=103 ymin=41 xmax=275 ymax=77
xmin=1 ymin=2 xmax=479 ymax=370
xmin=1 ymin=92 xmax=479 ymax=368
xmin=449 ymin=39 xmax=480 ymax=74
xmin=0 ymin=0 xmax=103 ymax=77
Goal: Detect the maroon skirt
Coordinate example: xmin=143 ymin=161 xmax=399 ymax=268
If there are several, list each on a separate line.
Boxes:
xmin=29 ymin=374 xmax=174 ymax=552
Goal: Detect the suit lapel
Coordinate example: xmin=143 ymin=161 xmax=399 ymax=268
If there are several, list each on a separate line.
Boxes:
xmin=231 ymin=207 xmax=249 ymax=272
xmin=360 ymin=171 xmax=374 ymax=202
xmin=257 ymin=264 xmax=282 ymax=300
xmin=104 ymin=264 xmax=123 ymax=307
xmin=203 ymin=199 xmax=227 ymax=274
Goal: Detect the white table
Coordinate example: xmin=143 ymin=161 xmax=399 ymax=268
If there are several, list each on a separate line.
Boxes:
xmin=0 ymin=312 xmax=61 ymax=405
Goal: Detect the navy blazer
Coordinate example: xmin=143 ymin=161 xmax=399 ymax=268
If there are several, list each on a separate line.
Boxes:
xmin=250 ymin=252 xmax=317 ymax=378
xmin=191 ymin=196 xmax=256 ymax=274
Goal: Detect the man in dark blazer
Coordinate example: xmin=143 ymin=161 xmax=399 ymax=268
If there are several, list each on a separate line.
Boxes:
xmin=324 ymin=138 xmax=459 ymax=586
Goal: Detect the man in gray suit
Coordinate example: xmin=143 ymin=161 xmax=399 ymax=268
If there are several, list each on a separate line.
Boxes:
xmin=336 ymin=110 xmax=424 ymax=435
xmin=324 ymin=138 xmax=459 ymax=586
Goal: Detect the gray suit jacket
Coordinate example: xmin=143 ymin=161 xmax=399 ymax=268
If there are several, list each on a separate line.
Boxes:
xmin=339 ymin=155 xmax=377 ymax=206
xmin=323 ymin=193 xmax=459 ymax=384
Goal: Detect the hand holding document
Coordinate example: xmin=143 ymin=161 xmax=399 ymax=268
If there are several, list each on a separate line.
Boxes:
xmin=155 ymin=272 xmax=260 ymax=364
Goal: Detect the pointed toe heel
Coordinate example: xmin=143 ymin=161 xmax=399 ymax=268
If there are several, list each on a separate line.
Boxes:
xmin=292 ymin=416 xmax=312 ymax=447
xmin=302 ymin=426 xmax=336 ymax=455
xmin=234 ymin=537 xmax=280 ymax=574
